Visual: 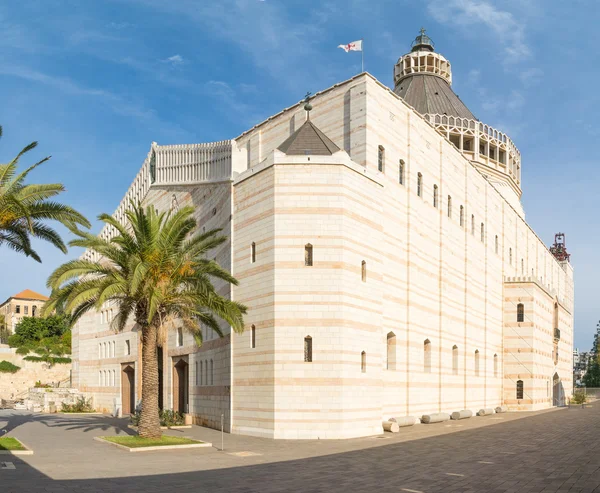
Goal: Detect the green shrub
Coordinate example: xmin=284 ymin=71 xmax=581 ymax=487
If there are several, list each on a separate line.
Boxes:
xmin=0 ymin=360 xmax=20 ymax=373
xmin=61 ymin=396 xmax=94 ymax=413
xmin=34 ymin=381 xmax=51 ymax=388
xmin=571 ymin=390 xmax=587 ymax=404
xmin=130 ymin=409 xmax=185 ymax=428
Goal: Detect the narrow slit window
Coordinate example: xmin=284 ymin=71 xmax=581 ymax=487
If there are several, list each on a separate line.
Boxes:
xmin=424 ymin=339 xmax=431 ymax=373
xmin=517 ymin=303 xmax=524 ymax=322
xmin=471 ymin=215 xmax=475 ymax=235
xmin=433 ymin=185 xmax=439 ymax=208
xmin=304 ymin=336 xmax=313 ymax=362
xmin=251 ymin=324 xmax=256 ymax=349
xmin=495 ymin=235 xmax=499 ymax=254
xmin=305 ymin=243 xmax=313 ymax=266
xmin=399 ymin=159 xmax=405 ymax=185
xmin=417 ymin=173 xmax=423 ymax=197
xmin=378 ymin=146 xmax=385 ymax=172
xmin=516 ymin=380 xmax=524 ymax=400
xmin=460 ymin=206 xmax=464 ymax=227
xmin=177 ymin=327 xmax=183 ymax=347
xmin=361 ymin=351 xmax=367 ymax=373
xmin=480 ymin=223 xmax=485 ymax=243
xmin=474 ymin=350 xmax=480 ymax=376
xmin=210 ymin=359 xmax=214 ymax=385
xmin=493 ymin=354 xmax=498 ymax=378
xmin=386 ymin=332 xmax=396 ymax=370
xmin=361 ymin=260 xmax=367 ymax=282
xmin=447 ymin=196 xmax=452 ymax=218
xmin=200 ymin=361 xmax=203 ymax=386
xmin=452 ymin=345 xmax=458 ymax=375
xmin=509 ymin=248 xmax=513 ymax=265
xmin=251 ymin=242 xmax=256 ymax=264
xmin=521 ymin=258 xmax=524 ymax=275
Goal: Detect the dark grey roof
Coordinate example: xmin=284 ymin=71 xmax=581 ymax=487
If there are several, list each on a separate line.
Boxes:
xmin=394 ymin=73 xmax=476 ymax=120
xmin=278 ymin=119 xmax=340 ymax=156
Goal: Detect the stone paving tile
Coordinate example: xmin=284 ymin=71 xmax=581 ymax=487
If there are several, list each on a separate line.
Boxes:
xmin=1 ymin=405 xmax=600 ymax=492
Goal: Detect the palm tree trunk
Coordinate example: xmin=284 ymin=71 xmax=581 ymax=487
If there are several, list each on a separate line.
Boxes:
xmin=138 ymin=323 xmax=162 ymax=439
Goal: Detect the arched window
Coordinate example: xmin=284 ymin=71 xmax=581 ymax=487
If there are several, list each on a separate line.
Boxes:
xmin=361 ymin=260 xmax=366 ymax=282
xmin=452 ymin=345 xmax=459 ymax=375
xmin=251 ymin=242 xmax=256 ymax=264
xmin=204 ymin=360 xmax=208 ymax=385
xmin=433 ymin=185 xmax=438 ymax=208
xmin=200 ymin=361 xmax=203 ymax=386
xmin=125 ymin=340 xmax=131 ymax=355
xmin=417 ymin=173 xmax=423 ymax=197
xmin=177 ymin=327 xmax=183 ymax=347
xmin=495 ymin=235 xmax=499 ymax=254
xmin=378 ymin=145 xmax=385 ymax=172
xmin=480 ymin=223 xmax=485 ymax=243
xmin=553 ymin=302 xmax=559 ymax=329
xmin=111 ymin=370 xmax=115 ymax=387
xmin=98 ymin=343 xmax=102 ymax=359
xmin=516 ymin=380 xmax=524 ymax=400
xmin=424 ymin=339 xmax=431 ymax=373
xmin=460 ymin=206 xmax=464 ymax=227
xmin=210 ymin=359 xmax=214 ymax=385
xmin=531 ymin=268 xmax=534 ymax=277
xmin=195 ymin=361 xmax=199 ymax=386
xmin=474 ymin=350 xmax=480 ymax=376
xmin=471 ymin=215 xmax=475 ymax=235
xmin=305 ymin=244 xmax=313 ymax=266
xmin=399 ymin=159 xmax=405 ymax=185
xmin=251 ymin=324 xmax=256 ymax=348
xmin=32 ymin=305 xmax=37 ymax=317
xmin=386 ymin=332 xmax=396 ymax=370
xmin=361 ymin=351 xmax=367 ymax=373
xmin=517 ymin=303 xmax=524 ymax=322
xmin=509 ymin=248 xmax=513 ymax=265
xmin=304 ymin=336 xmax=312 ymax=362
xmin=447 ymin=196 xmax=452 ymax=218
xmin=493 ymin=354 xmax=498 ymax=378
xmin=98 ymin=371 xmax=102 ymax=386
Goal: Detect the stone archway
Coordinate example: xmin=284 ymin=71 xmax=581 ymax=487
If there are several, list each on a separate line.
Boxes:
xmin=173 ymin=358 xmax=189 ymax=414
xmin=553 ymin=372 xmax=562 ymax=407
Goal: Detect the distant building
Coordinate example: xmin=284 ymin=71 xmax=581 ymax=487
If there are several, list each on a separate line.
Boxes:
xmin=73 ymin=30 xmax=574 ymax=439
xmin=0 ymin=289 xmax=49 ymax=333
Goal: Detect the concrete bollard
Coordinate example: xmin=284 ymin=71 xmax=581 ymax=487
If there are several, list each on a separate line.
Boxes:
xmin=421 ymin=413 xmax=451 ymax=424
xmin=477 ymin=408 xmax=495 ymax=416
xmin=389 ymin=416 xmax=418 ymax=427
xmin=494 ymin=405 xmax=508 ymax=414
xmin=382 ymin=421 xmax=400 ymax=433
xmin=451 ymin=409 xmax=473 ymax=420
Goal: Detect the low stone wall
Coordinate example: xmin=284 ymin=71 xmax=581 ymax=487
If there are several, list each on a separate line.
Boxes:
xmin=24 ymin=387 xmax=83 ymax=413
xmin=0 ymin=346 xmax=71 ymax=400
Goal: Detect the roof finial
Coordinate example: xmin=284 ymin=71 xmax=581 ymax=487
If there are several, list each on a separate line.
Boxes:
xmin=420 ymin=27 xmax=426 ymax=36
xmin=303 ymin=91 xmax=313 ymax=120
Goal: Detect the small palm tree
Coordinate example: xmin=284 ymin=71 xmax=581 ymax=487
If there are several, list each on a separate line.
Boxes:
xmin=0 ymin=126 xmax=90 ymax=261
xmin=44 ymin=204 xmax=246 ymax=438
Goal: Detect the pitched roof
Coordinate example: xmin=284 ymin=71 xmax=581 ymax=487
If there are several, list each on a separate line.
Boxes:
xmin=277 ymin=119 xmax=341 ymax=156
xmin=11 ymin=289 xmax=49 ymax=301
xmin=394 ymin=73 xmax=476 ymax=120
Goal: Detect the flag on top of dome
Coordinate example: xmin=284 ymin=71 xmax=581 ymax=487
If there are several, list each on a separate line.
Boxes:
xmin=337 ymin=40 xmax=363 ymax=52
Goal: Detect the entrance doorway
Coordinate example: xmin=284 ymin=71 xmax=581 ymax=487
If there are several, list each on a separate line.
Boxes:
xmin=553 ymin=372 xmax=562 ymax=406
xmin=173 ymin=358 xmax=189 ymax=414
xmin=157 ymin=347 xmax=164 ymax=410
xmin=121 ymin=364 xmax=135 ymax=415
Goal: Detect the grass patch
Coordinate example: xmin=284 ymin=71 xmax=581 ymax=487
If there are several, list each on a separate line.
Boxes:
xmin=0 ymin=437 xmax=26 ymax=451
xmin=101 ymin=435 xmax=202 ymax=448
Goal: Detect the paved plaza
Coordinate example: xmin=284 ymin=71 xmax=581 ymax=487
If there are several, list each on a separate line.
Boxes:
xmin=1 ymin=405 xmax=599 ymax=492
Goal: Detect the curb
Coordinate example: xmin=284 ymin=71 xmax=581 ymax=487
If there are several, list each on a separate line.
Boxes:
xmin=94 ymin=436 xmax=212 ymax=453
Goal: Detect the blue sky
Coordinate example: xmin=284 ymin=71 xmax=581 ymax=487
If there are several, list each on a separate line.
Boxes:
xmin=0 ymin=0 xmax=596 ymax=348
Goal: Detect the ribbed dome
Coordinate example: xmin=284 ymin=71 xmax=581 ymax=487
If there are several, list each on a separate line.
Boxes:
xmin=394 ymin=73 xmax=475 ymax=120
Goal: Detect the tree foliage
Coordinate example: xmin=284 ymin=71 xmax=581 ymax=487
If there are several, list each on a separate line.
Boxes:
xmin=0 ymin=360 xmax=20 ymax=373
xmin=44 ymin=204 xmax=247 ymax=438
xmin=7 ymin=315 xmax=71 ymax=365
xmin=0 ymin=125 xmax=90 ymax=262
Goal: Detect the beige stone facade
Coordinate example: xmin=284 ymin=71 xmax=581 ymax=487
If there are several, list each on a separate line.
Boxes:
xmin=0 ymin=289 xmax=49 ymax=334
xmin=72 ymin=37 xmax=574 ymax=439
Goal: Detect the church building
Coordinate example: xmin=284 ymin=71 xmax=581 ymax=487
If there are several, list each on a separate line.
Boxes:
xmin=72 ymin=30 xmax=574 ymax=439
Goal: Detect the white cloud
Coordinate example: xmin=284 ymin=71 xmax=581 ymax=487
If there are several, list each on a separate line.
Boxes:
xmin=428 ymin=0 xmax=530 ymax=60
xmin=519 ymin=67 xmax=544 ymax=87
xmin=164 ymin=54 xmax=184 ymax=66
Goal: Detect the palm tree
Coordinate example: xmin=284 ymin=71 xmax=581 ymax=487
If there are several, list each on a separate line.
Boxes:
xmin=43 ymin=204 xmax=246 ymax=438
xmin=0 ymin=126 xmax=90 ymax=261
